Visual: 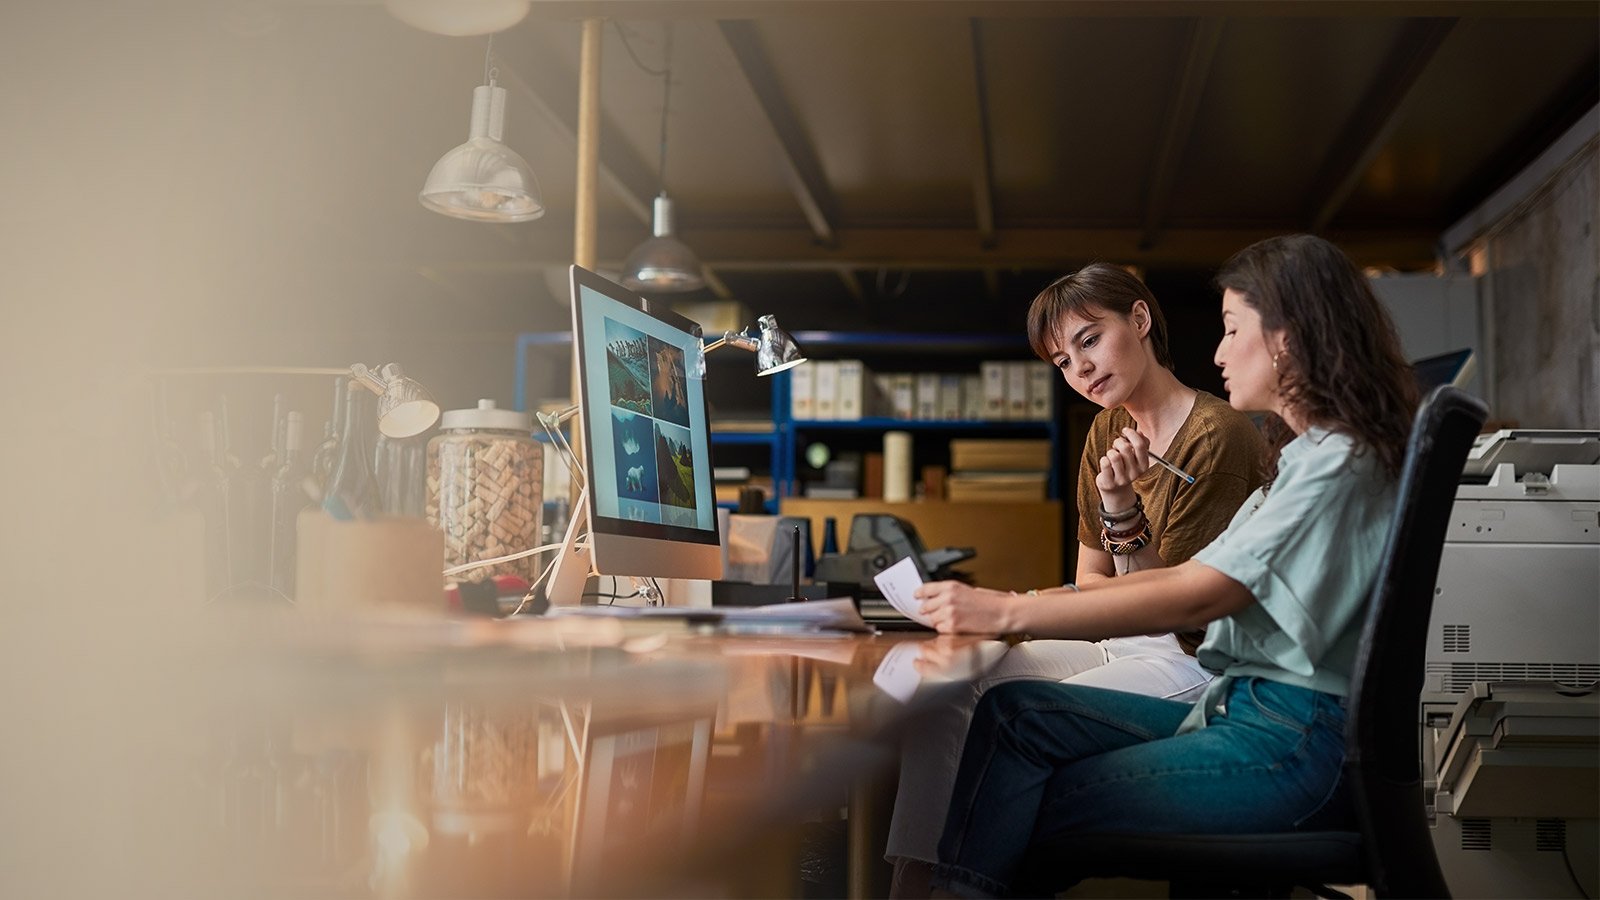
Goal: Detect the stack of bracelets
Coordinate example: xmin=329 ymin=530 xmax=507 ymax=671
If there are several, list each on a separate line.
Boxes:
xmin=1099 ymin=496 xmax=1152 ymax=555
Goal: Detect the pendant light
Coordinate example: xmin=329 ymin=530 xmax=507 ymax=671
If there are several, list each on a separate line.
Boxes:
xmin=420 ymin=37 xmax=544 ymax=223
xmin=621 ymin=25 xmax=704 ymax=293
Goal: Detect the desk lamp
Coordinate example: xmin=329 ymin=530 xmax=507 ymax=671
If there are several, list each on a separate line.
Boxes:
xmin=350 ymin=363 xmax=441 ymax=438
xmin=697 ymin=315 xmax=807 ymax=377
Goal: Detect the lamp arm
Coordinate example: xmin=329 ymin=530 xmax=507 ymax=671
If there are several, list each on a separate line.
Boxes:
xmin=348 ymin=363 xmax=387 ymax=396
xmin=702 ymin=330 xmax=759 ymax=355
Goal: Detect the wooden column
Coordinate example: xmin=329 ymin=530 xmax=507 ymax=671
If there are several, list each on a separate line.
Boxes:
xmin=570 ymin=17 xmax=602 ymax=460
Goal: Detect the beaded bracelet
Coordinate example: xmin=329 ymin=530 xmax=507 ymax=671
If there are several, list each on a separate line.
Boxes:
xmin=1101 ymin=519 xmax=1153 ymax=555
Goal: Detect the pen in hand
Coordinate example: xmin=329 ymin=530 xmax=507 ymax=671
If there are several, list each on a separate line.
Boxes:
xmin=1148 ymin=451 xmax=1195 ymax=484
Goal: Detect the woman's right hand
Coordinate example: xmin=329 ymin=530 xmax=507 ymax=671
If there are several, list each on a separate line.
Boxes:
xmin=915 ymin=581 xmax=1020 ymax=635
xmin=1095 ymin=426 xmax=1151 ymax=513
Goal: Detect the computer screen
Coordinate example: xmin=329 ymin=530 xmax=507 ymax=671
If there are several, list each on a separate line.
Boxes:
xmin=568 ymin=265 xmax=722 ymax=581
xmin=1412 ymin=348 xmax=1476 ymax=392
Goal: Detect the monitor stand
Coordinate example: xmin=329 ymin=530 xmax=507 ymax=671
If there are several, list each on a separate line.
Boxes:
xmin=543 ymin=487 xmax=665 ymax=608
xmin=546 ymin=487 xmax=592 ymax=607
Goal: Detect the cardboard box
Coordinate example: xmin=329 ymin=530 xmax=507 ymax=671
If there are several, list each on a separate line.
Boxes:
xmin=296 ymin=513 xmax=445 ymax=614
xmin=949 ymin=438 xmax=1053 ymax=472
xmin=946 ymin=472 xmax=1049 ymax=502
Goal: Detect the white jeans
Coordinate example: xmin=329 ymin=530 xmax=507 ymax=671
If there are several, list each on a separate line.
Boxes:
xmin=883 ymin=634 xmax=1213 ymax=864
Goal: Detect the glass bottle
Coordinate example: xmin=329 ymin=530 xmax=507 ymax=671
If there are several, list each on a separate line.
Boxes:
xmin=269 ymin=411 xmax=312 ymax=596
xmin=323 ymin=383 xmax=379 ymax=520
xmin=310 ymin=375 xmax=349 ymax=496
xmin=195 ymin=410 xmax=232 ymax=598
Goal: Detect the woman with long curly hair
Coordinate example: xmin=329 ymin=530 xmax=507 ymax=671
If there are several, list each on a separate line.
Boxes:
xmin=913 ymin=234 xmax=1420 ymax=898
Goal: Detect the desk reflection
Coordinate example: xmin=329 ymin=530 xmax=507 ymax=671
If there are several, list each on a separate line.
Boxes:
xmin=193 ymin=614 xmax=1003 ymax=898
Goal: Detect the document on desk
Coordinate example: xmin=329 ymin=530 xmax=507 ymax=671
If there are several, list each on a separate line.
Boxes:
xmin=873 ymin=556 xmax=934 ymax=628
xmin=872 ymin=642 xmax=925 ymax=703
xmin=545 ymin=597 xmax=872 ymax=634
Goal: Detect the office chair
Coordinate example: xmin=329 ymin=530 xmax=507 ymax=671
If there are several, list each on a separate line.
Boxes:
xmin=1013 ymin=386 xmax=1488 ymax=899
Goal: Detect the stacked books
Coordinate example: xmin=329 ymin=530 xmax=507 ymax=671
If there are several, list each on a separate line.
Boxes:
xmin=791 ymin=360 xmax=1053 ymax=421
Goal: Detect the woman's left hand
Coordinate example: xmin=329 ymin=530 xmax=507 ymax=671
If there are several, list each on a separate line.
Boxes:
xmin=915 ymin=581 xmax=1020 ymax=634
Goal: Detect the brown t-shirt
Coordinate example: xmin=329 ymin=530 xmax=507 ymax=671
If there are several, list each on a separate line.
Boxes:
xmin=1075 ymin=390 xmax=1268 ymax=653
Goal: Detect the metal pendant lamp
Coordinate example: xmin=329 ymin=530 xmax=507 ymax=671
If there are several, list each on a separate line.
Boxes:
xmin=621 ymin=27 xmax=704 ymax=293
xmin=420 ymin=39 xmax=544 ymax=224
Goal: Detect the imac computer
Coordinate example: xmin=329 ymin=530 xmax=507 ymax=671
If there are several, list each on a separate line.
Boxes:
xmin=547 ymin=265 xmax=723 ymax=605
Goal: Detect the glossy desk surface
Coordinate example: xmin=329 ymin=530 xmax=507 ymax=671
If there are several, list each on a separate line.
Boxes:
xmin=191 ymin=610 xmax=1006 ymax=898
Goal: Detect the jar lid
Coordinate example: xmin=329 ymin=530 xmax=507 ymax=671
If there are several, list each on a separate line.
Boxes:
xmin=439 ymin=399 xmax=533 ymax=432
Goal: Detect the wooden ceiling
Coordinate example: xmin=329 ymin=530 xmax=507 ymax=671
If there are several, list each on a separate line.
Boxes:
xmin=400 ymin=1 xmax=1599 ymax=332
xmin=34 ymin=1 xmax=1592 ymax=339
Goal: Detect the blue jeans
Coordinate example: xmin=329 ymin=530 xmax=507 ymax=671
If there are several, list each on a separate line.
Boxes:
xmin=932 ymin=677 xmax=1353 ymax=898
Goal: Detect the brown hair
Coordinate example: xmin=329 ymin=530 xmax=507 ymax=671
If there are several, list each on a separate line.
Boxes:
xmin=1026 ymin=263 xmax=1173 ymax=370
xmin=1214 ymin=234 xmax=1418 ymax=478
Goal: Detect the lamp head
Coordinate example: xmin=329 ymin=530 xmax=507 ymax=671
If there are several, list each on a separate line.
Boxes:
xmin=621 ymin=195 xmax=703 ymax=293
xmin=754 ymin=315 xmax=806 ymax=376
xmin=350 ymin=363 xmax=442 ymax=438
xmin=420 ymin=81 xmax=544 ymax=223
xmin=697 ymin=315 xmax=806 ymax=377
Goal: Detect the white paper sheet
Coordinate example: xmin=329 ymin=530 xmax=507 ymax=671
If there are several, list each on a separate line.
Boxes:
xmin=873 ymin=556 xmax=934 ymax=628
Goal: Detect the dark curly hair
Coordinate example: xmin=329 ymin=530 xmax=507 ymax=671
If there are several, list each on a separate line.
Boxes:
xmin=1215 ymin=234 xmax=1418 ymax=479
xmin=1026 ymin=263 xmax=1173 ymax=370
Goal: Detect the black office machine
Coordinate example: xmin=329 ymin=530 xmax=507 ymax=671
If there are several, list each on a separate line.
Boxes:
xmin=812 ymin=514 xmax=974 ymax=587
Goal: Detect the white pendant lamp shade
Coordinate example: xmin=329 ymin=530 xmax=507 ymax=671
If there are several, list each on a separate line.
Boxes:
xmin=385 ymin=0 xmax=530 ymax=37
xmin=621 ymin=194 xmax=704 ymax=293
xmin=420 ymin=82 xmax=544 ymax=223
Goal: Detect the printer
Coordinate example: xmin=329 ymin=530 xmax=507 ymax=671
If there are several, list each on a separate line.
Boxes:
xmin=1422 ymin=430 xmax=1600 ymax=898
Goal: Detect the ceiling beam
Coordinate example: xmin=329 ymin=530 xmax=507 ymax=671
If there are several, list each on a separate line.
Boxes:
xmin=967 ymin=19 xmax=998 ymax=249
xmin=494 ymin=52 xmax=656 ymax=225
xmin=1303 ymin=17 xmax=1458 ymax=232
xmin=1140 ymin=17 xmax=1225 ymax=251
xmin=717 ymin=20 xmax=841 ymax=246
xmin=409 ymin=225 xmax=1439 ymax=270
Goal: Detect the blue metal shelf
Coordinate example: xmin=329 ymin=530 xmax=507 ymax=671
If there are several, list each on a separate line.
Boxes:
xmin=792 ymin=418 xmax=1050 ymax=431
xmin=514 ymin=329 xmax=1060 ymax=504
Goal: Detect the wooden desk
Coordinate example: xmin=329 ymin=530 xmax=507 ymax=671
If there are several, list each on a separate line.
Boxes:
xmin=191 ymin=612 xmax=1005 ymax=898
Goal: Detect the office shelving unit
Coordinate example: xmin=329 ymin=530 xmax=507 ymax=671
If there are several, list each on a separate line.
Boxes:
xmin=513 ymin=329 xmax=1061 ymax=506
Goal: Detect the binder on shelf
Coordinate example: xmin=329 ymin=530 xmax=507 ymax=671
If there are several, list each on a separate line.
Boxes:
xmin=890 ymin=373 xmax=915 ymax=420
xmin=980 ymin=361 xmax=1007 ymax=419
xmin=870 ymin=372 xmax=896 ymax=418
xmin=813 ymin=361 xmax=839 ymax=420
xmin=836 ymin=359 xmax=865 ymax=421
xmin=790 ymin=362 xmax=817 ymax=420
xmin=961 ymin=373 xmax=984 ymax=421
xmin=1004 ymin=362 xmax=1029 ymax=420
xmin=937 ymin=374 xmax=963 ymax=420
xmin=915 ymin=373 xmax=940 ymax=420
xmin=1026 ymin=362 xmax=1053 ymax=420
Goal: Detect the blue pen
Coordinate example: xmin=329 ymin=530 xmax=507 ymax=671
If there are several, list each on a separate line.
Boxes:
xmin=1150 ymin=451 xmax=1195 ymax=484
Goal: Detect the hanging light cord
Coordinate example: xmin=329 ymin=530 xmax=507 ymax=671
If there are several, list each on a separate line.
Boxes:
xmin=609 ymin=22 xmax=675 ymax=194
xmin=656 ymin=25 xmax=674 ymax=193
xmin=483 ymin=32 xmax=495 ymax=84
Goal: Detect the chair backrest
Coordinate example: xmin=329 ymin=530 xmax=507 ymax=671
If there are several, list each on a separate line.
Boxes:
xmin=1345 ymin=386 xmax=1486 ymax=897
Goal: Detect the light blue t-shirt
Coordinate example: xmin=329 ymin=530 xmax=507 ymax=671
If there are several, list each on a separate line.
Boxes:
xmin=1178 ymin=427 xmax=1396 ymax=733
